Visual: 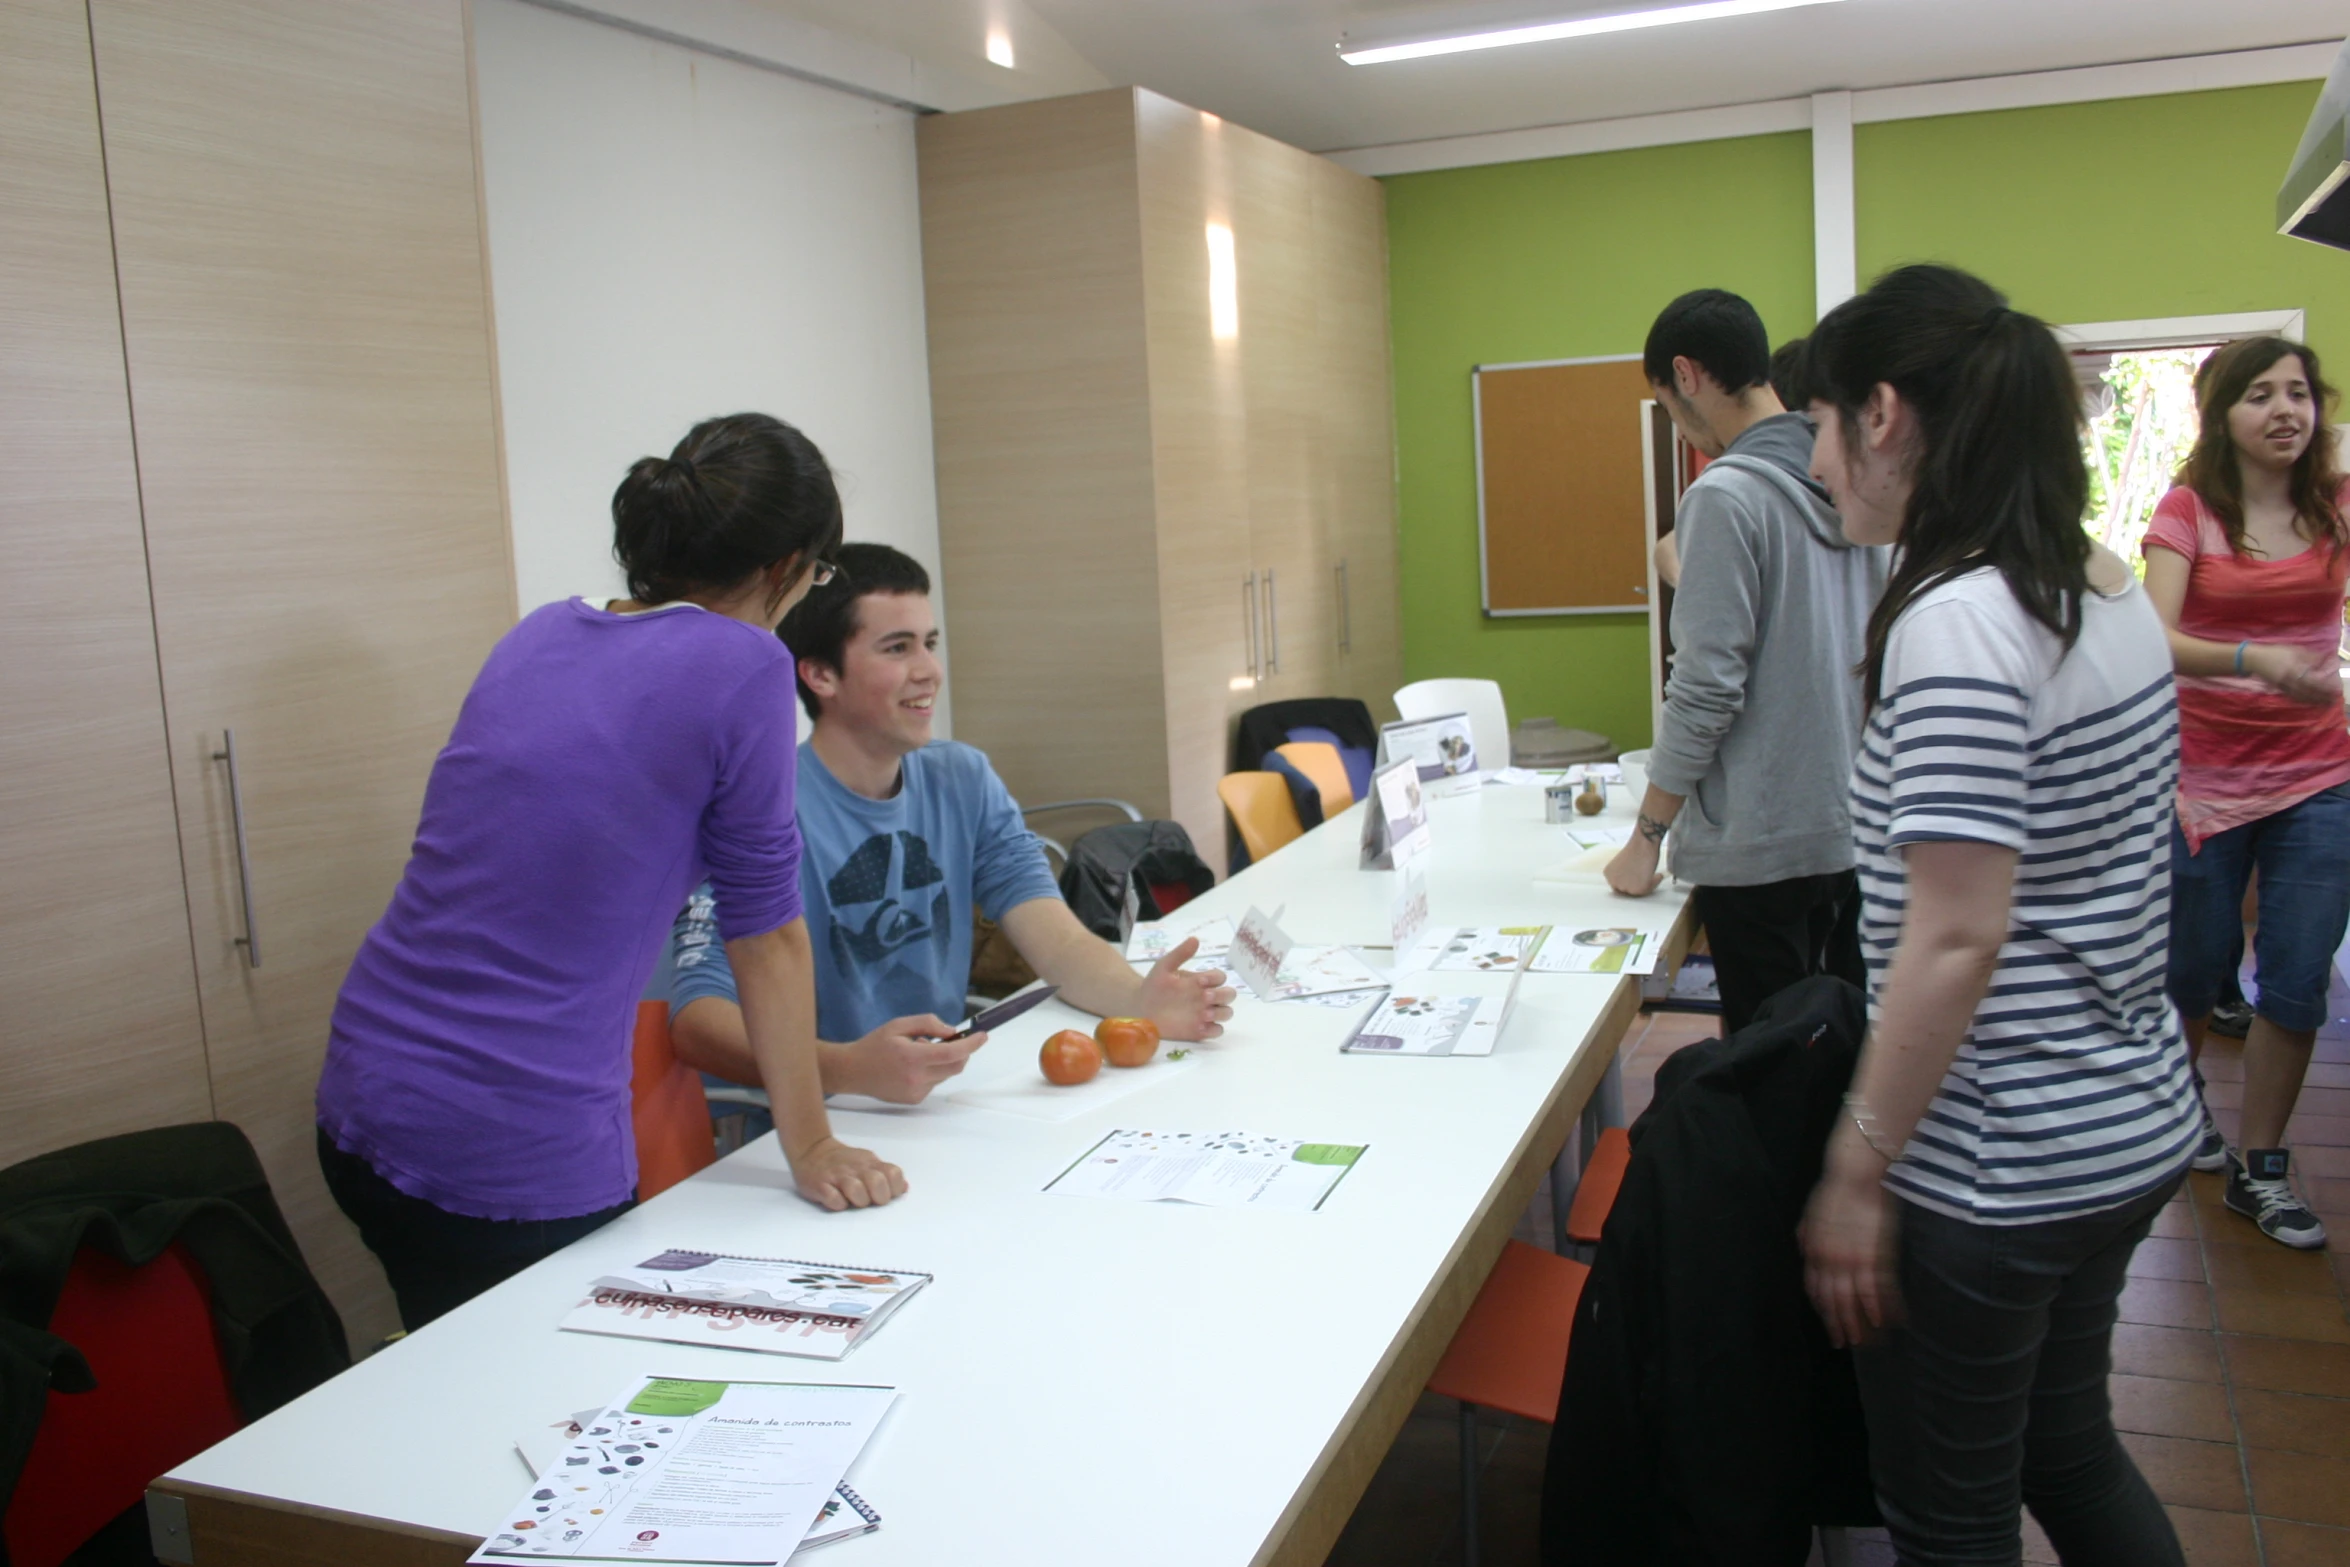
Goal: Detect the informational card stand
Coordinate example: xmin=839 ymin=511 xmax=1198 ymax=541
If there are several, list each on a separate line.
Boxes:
xmin=1378 ymin=712 xmax=1478 ymax=793
xmin=1358 ymin=757 xmax=1428 ymax=872
xmin=1227 ymin=906 xmax=1296 ymax=1000
xmin=1343 ymin=962 xmax=1528 ymax=1058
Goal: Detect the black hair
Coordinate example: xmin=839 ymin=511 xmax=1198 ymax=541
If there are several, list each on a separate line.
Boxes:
xmin=1643 ymin=288 xmax=1772 ymax=395
xmin=778 ymin=541 xmax=931 ymax=719
xmin=1806 ymin=264 xmax=2090 ymax=707
xmin=1768 ymin=337 xmax=1811 ymax=409
xmin=611 ymin=412 xmax=843 ymax=607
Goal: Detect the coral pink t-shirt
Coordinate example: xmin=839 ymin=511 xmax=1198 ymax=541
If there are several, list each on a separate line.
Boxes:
xmin=2142 ymin=484 xmax=2350 ymax=849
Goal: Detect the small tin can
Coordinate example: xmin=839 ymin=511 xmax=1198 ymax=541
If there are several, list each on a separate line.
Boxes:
xmin=1544 ymin=783 xmax=1578 ymax=823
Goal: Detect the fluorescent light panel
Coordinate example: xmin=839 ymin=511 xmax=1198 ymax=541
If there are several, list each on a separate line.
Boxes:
xmin=1206 ymin=223 xmax=1239 ymax=340
xmin=1340 ymin=0 xmax=1851 ymax=66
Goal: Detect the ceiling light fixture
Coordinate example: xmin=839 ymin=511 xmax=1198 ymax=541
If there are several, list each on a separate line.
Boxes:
xmin=1339 ymin=0 xmax=1851 ymax=66
xmin=985 ymin=29 xmax=1015 ymax=68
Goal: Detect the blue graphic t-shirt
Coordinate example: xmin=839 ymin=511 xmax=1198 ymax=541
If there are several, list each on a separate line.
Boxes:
xmin=666 ymin=740 xmax=1061 ymax=1043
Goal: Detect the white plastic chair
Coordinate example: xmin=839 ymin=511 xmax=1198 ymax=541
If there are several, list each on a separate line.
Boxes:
xmin=1393 ymin=679 xmax=1512 ymax=772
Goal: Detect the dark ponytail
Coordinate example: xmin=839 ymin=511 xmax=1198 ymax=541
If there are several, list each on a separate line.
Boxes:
xmin=1808 ymin=264 xmax=2090 ymax=707
xmin=611 ymin=413 xmax=843 ymax=606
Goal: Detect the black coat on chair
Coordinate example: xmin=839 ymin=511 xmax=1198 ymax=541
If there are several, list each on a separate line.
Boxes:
xmin=1541 ymin=976 xmax=1879 ymax=1566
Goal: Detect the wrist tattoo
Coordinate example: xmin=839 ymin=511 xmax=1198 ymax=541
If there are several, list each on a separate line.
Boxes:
xmin=1636 ymin=813 xmax=1671 ymax=846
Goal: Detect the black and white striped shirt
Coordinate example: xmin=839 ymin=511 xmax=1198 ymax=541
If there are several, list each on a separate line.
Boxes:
xmin=1852 ymin=567 xmax=2198 ymax=1224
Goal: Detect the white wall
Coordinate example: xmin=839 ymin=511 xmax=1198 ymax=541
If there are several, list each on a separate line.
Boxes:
xmin=473 ymin=0 xmax=949 ymax=729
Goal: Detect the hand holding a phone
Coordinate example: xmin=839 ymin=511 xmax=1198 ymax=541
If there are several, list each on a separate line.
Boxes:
xmin=832 ymin=1014 xmax=987 ymax=1105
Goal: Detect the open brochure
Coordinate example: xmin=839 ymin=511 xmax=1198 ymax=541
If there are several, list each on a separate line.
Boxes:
xmin=561 ymin=1251 xmax=930 ymax=1361
xmin=1044 ymin=1129 xmax=1367 ymax=1212
xmin=1343 ymin=961 xmax=1527 ymax=1057
xmin=1423 ymin=925 xmax=1545 ymax=972
xmin=1124 ymin=916 xmax=1235 ymax=969
xmin=516 ymin=1411 xmax=879 ymax=1556
xmin=1528 ymin=925 xmax=1663 ymax=976
xmin=473 ymin=1375 xmax=895 ymax=1564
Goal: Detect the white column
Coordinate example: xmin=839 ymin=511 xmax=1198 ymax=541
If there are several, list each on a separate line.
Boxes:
xmin=1811 ymin=90 xmax=1856 ymax=320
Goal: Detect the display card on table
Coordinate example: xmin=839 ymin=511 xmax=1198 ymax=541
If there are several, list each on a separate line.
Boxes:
xmin=560 ymin=1252 xmax=930 ymax=1361
xmin=1124 ymin=916 xmax=1236 ymax=970
xmin=1528 ymin=925 xmax=1663 ymax=976
xmin=1359 ymin=756 xmax=1430 ymax=871
xmin=1378 ymin=712 xmax=1479 ymax=794
xmin=1044 ymin=1128 xmax=1367 ymax=1212
xmin=1342 ymin=961 xmax=1527 ymax=1058
xmin=472 ymin=1375 xmax=894 ymax=1564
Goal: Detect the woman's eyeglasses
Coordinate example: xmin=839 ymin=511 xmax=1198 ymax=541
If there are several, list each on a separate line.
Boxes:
xmin=810 ymin=559 xmax=846 ymax=588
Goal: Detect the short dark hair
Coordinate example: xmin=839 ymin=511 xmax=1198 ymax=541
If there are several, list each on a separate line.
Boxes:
xmin=778 ymin=541 xmax=931 ymax=719
xmin=1768 ymin=337 xmax=1811 ymax=408
xmin=611 ymin=412 xmax=843 ymax=605
xmin=1643 ymin=289 xmax=1771 ymax=395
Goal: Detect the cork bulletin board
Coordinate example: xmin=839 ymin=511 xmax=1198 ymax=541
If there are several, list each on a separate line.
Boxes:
xmin=1472 ymin=354 xmax=1655 ymax=615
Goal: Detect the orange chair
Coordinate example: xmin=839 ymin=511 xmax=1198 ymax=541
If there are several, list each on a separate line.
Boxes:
xmin=1564 ymin=1126 xmax=1632 ymax=1254
xmin=1429 ymin=1239 xmax=1590 ymax=1567
xmin=1272 ymin=740 xmax=1356 ymax=817
xmin=629 ymin=999 xmax=719 ymax=1200
xmin=1217 ymin=771 xmax=1305 ymax=866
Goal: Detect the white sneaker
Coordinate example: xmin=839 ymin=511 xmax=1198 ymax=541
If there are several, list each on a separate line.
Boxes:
xmin=2225 ymin=1150 xmax=2329 ymax=1250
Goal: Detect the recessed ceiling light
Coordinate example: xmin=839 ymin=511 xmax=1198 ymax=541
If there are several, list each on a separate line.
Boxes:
xmin=985 ymin=29 xmax=1015 ymax=68
xmin=1339 ymin=0 xmax=1853 ymax=66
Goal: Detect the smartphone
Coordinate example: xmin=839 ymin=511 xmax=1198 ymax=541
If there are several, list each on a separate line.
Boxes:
xmin=948 ymin=984 xmax=1060 ymax=1041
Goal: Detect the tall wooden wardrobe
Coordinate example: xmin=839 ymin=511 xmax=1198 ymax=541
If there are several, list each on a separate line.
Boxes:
xmin=917 ymin=89 xmax=1403 ymax=874
xmin=1 ymin=0 xmax=514 ymax=1349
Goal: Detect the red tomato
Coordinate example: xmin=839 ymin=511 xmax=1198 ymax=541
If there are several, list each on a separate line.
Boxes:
xmin=1095 ymin=1016 xmax=1161 ymax=1068
xmin=1040 ymin=1030 xmax=1103 ymax=1085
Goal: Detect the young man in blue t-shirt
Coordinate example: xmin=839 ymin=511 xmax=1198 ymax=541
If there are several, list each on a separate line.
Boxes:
xmin=665 ymin=543 xmax=1233 ymax=1104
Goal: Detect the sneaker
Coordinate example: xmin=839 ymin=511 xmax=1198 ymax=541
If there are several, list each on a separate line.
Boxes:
xmin=2207 ymin=999 xmax=2254 ymax=1039
xmin=2189 ymin=1100 xmax=2231 ymax=1173
xmin=2224 ymin=1149 xmax=2329 ymax=1249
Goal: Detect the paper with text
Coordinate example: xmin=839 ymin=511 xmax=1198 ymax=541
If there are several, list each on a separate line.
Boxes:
xmin=1044 ymin=1129 xmax=1366 ymax=1212
xmin=472 ymin=1376 xmax=894 ymax=1564
xmin=1529 ymin=926 xmax=1663 ymax=976
xmin=1228 ymin=906 xmax=1296 ymax=1000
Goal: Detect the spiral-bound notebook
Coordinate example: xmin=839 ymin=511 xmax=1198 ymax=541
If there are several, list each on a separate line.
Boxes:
xmin=560 ymin=1250 xmax=932 ymax=1361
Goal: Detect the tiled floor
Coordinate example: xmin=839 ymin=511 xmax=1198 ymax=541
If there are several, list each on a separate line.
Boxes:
xmin=1323 ymin=1003 xmax=2350 ymax=1567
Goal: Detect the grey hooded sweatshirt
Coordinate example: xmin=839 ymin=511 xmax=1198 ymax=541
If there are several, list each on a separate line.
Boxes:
xmin=1649 ymin=413 xmax=1888 ymax=886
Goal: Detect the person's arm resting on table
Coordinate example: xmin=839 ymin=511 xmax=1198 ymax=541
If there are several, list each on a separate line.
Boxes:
xmin=724 ymin=919 xmax=906 ymax=1211
xmin=1608 ymin=498 xmax=1761 ymax=896
xmin=996 ymin=897 xmax=1235 ymax=1040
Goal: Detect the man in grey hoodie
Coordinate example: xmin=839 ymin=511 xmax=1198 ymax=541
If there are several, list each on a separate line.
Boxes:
xmin=1606 ymin=290 xmax=1889 ymax=1034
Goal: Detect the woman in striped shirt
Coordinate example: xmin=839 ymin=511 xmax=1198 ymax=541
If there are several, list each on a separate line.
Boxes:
xmin=2143 ymin=336 xmax=2350 ymax=1250
xmin=1800 ymin=265 xmax=2198 ymax=1566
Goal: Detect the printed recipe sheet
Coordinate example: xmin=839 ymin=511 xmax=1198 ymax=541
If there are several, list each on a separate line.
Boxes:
xmin=1045 ymin=1129 xmax=1367 ymax=1212
xmin=472 ymin=1376 xmax=894 ymax=1564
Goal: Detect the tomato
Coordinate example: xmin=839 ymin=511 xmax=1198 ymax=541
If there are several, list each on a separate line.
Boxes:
xmin=1040 ymin=1029 xmax=1103 ymax=1085
xmin=1095 ymin=1016 xmax=1161 ymax=1068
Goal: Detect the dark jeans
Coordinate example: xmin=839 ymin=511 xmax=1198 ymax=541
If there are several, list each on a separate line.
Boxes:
xmin=1855 ymin=1177 xmax=2185 ymax=1567
xmin=1691 ymin=871 xmax=1864 ymax=1035
xmin=318 ymin=1128 xmax=632 ymax=1332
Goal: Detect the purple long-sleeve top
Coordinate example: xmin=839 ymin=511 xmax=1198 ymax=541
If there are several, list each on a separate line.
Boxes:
xmin=317 ymin=599 xmax=804 ymax=1220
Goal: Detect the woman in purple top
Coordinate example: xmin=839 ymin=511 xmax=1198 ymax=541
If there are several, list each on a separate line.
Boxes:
xmin=317 ymin=413 xmax=905 ymax=1330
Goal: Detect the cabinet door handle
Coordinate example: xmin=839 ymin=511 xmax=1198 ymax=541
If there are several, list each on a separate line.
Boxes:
xmin=1264 ymin=568 xmax=1280 ymax=675
xmin=1242 ymin=572 xmax=1259 ymax=680
xmin=213 ymin=730 xmax=262 ymax=967
xmin=1337 ymin=558 xmax=1351 ymax=653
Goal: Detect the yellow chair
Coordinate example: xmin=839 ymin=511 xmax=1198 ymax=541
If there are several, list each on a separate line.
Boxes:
xmin=1217 ymin=771 xmax=1304 ymax=865
xmin=1272 ymin=740 xmax=1355 ymax=816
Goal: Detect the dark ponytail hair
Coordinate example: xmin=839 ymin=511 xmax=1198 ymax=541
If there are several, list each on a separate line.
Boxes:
xmin=611 ymin=413 xmax=843 ymax=607
xmin=1807 ymin=264 xmax=2090 ymax=707
xmin=2177 ymin=336 xmax=2346 ymax=557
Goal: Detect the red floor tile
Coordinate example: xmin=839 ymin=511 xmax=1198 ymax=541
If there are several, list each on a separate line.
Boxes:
xmin=2258 ymin=1516 xmax=2350 ymax=1565
xmin=2120 ymin=1432 xmax=2248 ymax=1512
xmin=2246 ymin=1446 xmax=2350 ymax=1527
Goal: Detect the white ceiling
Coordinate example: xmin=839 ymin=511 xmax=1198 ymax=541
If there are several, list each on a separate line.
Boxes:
xmin=1014 ymin=0 xmax=2347 ymax=152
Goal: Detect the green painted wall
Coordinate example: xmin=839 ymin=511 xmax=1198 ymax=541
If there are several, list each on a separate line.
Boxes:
xmin=1382 ymin=133 xmax=1814 ymax=753
xmin=1382 ymin=79 xmax=2340 ymax=751
xmin=1856 ymin=83 xmax=2350 ymax=364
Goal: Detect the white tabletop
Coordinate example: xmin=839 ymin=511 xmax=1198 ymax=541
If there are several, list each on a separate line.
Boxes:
xmin=165 ymin=779 xmax=1688 ymax=1565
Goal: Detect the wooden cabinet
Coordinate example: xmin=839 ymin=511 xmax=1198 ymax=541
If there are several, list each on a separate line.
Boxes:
xmin=920 ymin=88 xmax=1400 ymax=874
xmin=1 ymin=0 xmax=513 ymax=1350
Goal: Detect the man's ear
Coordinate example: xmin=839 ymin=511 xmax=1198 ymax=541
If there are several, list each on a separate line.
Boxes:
xmin=798 ymin=653 xmax=841 ymax=701
xmin=1672 ymin=355 xmax=1707 ymax=402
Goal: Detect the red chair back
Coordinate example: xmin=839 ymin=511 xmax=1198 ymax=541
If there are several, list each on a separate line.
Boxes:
xmin=629 ymin=999 xmax=717 ymax=1201
xmin=4 ymin=1243 xmax=242 ymax=1567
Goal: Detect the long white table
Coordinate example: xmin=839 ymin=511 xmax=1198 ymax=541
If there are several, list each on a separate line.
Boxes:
xmin=153 ymin=781 xmax=1692 ymax=1567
